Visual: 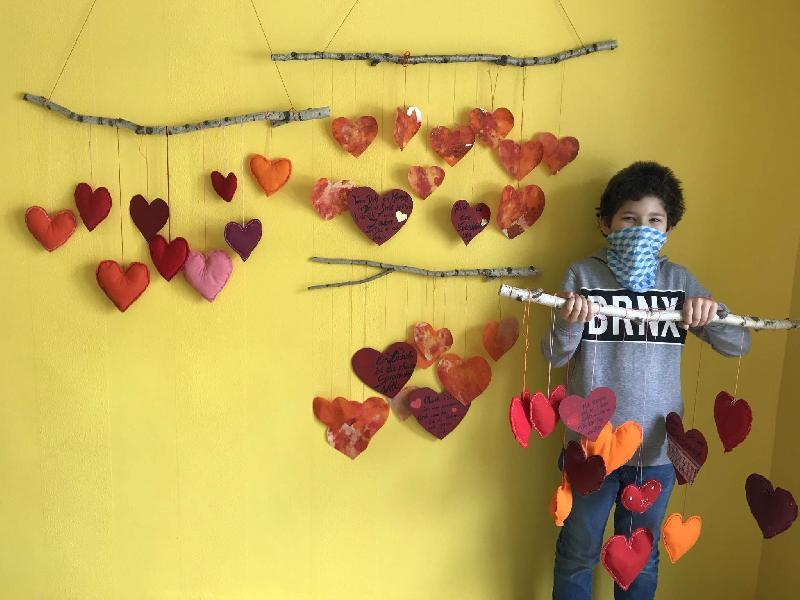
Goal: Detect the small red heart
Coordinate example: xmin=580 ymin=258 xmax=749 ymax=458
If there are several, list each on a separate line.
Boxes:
xmin=564 ymin=440 xmax=606 ymax=496
xmin=621 ymin=480 xmax=662 ymax=513
xmin=129 ymin=194 xmax=169 ymax=242
xmin=482 ymin=317 xmax=519 ymax=361
xmin=497 ymin=184 xmax=545 ymax=239
xmin=407 ymin=166 xmax=445 ymax=199
xmin=559 ymin=387 xmax=617 ymax=441
xmin=469 ymin=107 xmax=514 ymax=148
xmin=351 ymin=342 xmax=417 ymax=398
xmin=429 ymin=125 xmax=475 ymax=166
xmin=210 ymin=171 xmax=237 ymax=201
xmin=312 ymin=396 xmax=389 ymax=459
xmin=74 ymin=182 xmax=112 ymax=230
xmin=409 ymin=323 xmax=453 ymax=369
xmin=96 ymin=260 xmax=150 ymax=312
xmin=407 ymin=387 xmax=470 ymax=439
xmin=537 ymin=132 xmax=580 ymax=174
xmin=531 ymin=385 xmax=566 ymax=438
xmin=348 ymin=187 xmax=413 ymax=245
xmin=149 ymin=235 xmax=189 ymax=281
xmin=437 ymin=353 xmax=492 ymax=405
xmin=24 ymin=206 xmax=77 ymax=251
xmin=601 ymin=528 xmax=654 ymax=591
xmin=714 ymin=390 xmax=752 ymax=452
xmin=450 ymin=200 xmax=490 ymax=246
xmin=332 ymin=116 xmax=379 ymax=157
xmin=394 ymin=106 xmax=422 ymax=150
xmin=497 ymin=138 xmax=543 ymax=181
xmin=665 ymin=412 xmax=708 ymax=485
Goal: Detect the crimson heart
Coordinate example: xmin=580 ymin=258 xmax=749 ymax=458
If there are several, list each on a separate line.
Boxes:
xmin=408 ymin=387 xmax=470 ymax=439
xmin=564 ymin=440 xmax=606 ymax=496
xmin=224 ymin=219 xmax=262 ymax=262
xmin=714 ymin=390 xmax=752 ymax=452
xmin=537 ymin=132 xmax=580 ymax=174
xmin=745 ymin=474 xmax=798 ymax=539
xmin=665 ymin=412 xmax=708 ymax=485
xmin=351 ymin=342 xmax=417 ymax=398
xmin=347 ymin=187 xmax=413 ymax=245
xmin=130 ymin=194 xmax=169 ymax=241
xmin=210 ymin=171 xmax=237 ymax=201
xmin=497 ymin=184 xmax=545 ymax=239
xmin=468 ymin=107 xmax=514 ymax=148
xmin=620 ymin=480 xmax=662 ymax=514
xmin=74 ymin=182 xmax=112 ymax=231
xmin=394 ymin=106 xmax=422 ymax=150
xmin=509 ymin=391 xmax=534 ymax=448
xmin=531 ymin=385 xmax=566 ymax=438
xmin=331 ymin=116 xmax=378 ymax=157
xmin=450 ymin=200 xmax=489 ymax=246
xmin=497 ymin=138 xmax=543 ymax=181
xmin=559 ymin=387 xmax=617 ymax=441
xmin=601 ymin=528 xmax=654 ymax=591
xmin=429 ymin=125 xmax=475 ymax=166
xmin=149 ymin=235 xmax=189 ymax=281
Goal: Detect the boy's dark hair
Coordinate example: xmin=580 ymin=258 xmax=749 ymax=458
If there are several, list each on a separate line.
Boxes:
xmin=596 ymin=161 xmax=685 ymax=229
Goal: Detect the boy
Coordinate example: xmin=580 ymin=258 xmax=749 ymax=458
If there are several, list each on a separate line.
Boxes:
xmin=543 ymin=161 xmax=750 ymax=600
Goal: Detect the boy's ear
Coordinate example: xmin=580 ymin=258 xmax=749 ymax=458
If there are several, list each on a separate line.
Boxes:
xmin=597 ymin=215 xmax=611 ymax=236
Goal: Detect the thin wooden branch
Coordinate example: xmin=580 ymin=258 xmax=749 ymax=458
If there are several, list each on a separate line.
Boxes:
xmin=308 ymin=257 xmax=540 ymax=290
xmin=21 ymin=93 xmax=330 ymax=132
xmin=272 ymin=40 xmax=618 ymax=67
xmin=498 ymin=285 xmax=800 ymax=331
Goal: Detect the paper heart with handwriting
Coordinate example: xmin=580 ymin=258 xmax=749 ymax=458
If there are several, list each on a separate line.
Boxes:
xmin=347 ymin=186 xmax=413 ymax=245
xmin=662 ymin=513 xmax=701 ymax=563
xmin=313 ymin=396 xmax=389 ymax=459
xmin=130 ymin=194 xmax=169 ymax=241
xmin=745 ymin=473 xmax=798 ymax=539
xmin=224 ymin=219 xmax=262 ymax=262
xmin=408 ymin=387 xmax=470 ymax=439
xmin=389 ymin=385 xmax=418 ymax=422
xmin=621 ymin=480 xmax=662 ymax=514
xmin=210 ymin=171 xmax=237 ymax=202
xmin=531 ymin=385 xmax=567 ymax=438
xmin=351 ymin=342 xmax=417 ymax=398
xmin=665 ymin=412 xmax=708 ymax=485
xmin=581 ymin=421 xmax=642 ymax=473
xmin=429 ymin=125 xmax=475 ymax=166
xmin=249 ymin=154 xmax=292 ymax=196
xmin=407 ymin=166 xmax=445 ymax=200
xmin=714 ymin=390 xmax=752 ymax=452
xmin=409 ymin=322 xmax=453 ymax=369
xmin=149 ymin=235 xmax=189 ymax=281
xmin=310 ymin=178 xmax=356 ymax=220
xmin=601 ymin=528 xmax=653 ymax=591
xmin=482 ymin=317 xmax=519 ymax=361
xmin=74 ymin=182 xmax=112 ymax=230
xmin=469 ymin=107 xmax=514 ymax=149
xmin=183 ymin=250 xmax=233 ymax=302
xmin=559 ymin=387 xmax=617 ymax=441
xmin=437 ymin=353 xmax=492 ymax=405
xmin=332 ymin=115 xmax=378 ymax=157
xmin=497 ymin=184 xmax=545 ymax=239
xmin=564 ymin=440 xmax=606 ymax=496
xmin=549 ymin=476 xmax=573 ymax=526
xmin=537 ymin=132 xmax=580 ymax=174
xmin=450 ymin=200 xmax=489 ymax=245
xmin=24 ymin=206 xmax=76 ymax=251
xmin=497 ymin=138 xmax=543 ymax=181
xmin=96 ymin=260 xmax=150 ymax=312
xmin=394 ymin=106 xmax=422 ymax=150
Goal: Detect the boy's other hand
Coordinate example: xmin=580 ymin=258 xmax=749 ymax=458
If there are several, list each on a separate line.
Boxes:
xmin=556 ymin=292 xmax=598 ymax=324
xmin=680 ymin=296 xmax=718 ymax=330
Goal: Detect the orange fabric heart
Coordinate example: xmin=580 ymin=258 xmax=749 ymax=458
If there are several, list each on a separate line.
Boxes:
xmin=497 ymin=138 xmax=544 ymax=181
xmin=249 ymin=154 xmax=292 ymax=196
xmin=25 ymin=206 xmax=77 ymax=251
xmin=537 ymin=133 xmax=580 ymax=174
xmin=332 ymin=116 xmax=379 ymax=157
xmin=312 ymin=396 xmax=389 ymax=459
xmin=95 ymin=260 xmax=150 ymax=312
xmin=581 ymin=421 xmax=642 ymax=474
xmin=662 ymin=513 xmax=702 ymax=563
xmin=482 ymin=317 xmax=519 ymax=361
xmin=437 ymin=353 xmax=492 ymax=405
xmin=549 ymin=476 xmax=573 ymax=527
xmin=409 ymin=322 xmax=454 ymax=369
xmin=497 ymin=184 xmax=545 ymax=239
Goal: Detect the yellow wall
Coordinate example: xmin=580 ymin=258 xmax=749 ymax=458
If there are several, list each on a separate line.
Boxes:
xmin=1 ymin=1 xmax=799 ymax=599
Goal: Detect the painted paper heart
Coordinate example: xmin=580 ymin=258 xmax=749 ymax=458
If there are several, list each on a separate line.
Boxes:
xmin=469 ymin=107 xmax=514 ymax=149
xmin=497 ymin=138 xmax=543 ymax=181
xmin=210 ymin=171 xmax=237 ymax=201
xmin=183 ymin=250 xmax=233 ymax=302
xmin=559 ymin=387 xmax=617 ymax=441
xmin=436 ymin=353 xmax=492 ymax=405
xmin=429 ymin=125 xmax=475 ymax=166
xmin=310 ymin=178 xmax=355 ymax=220
xmin=497 ymin=184 xmax=545 ymax=239
xmin=331 ymin=115 xmax=378 ymax=157
xmin=549 ymin=476 xmax=573 ymax=526
xmin=621 ymin=480 xmax=662 ymax=514
xmin=601 ymin=528 xmax=653 ymax=591
xmin=537 ymin=132 xmax=580 ymax=174
xmin=482 ymin=317 xmax=519 ymax=361
xmin=408 ymin=387 xmax=470 ymax=439
xmin=531 ymin=385 xmax=567 ymax=438
xmin=390 ymin=385 xmax=418 ymax=421
xmin=662 ymin=513 xmax=701 ymax=563
xmin=74 ymin=182 xmax=112 ymax=230
xmin=745 ymin=473 xmax=798 ymax=539
xmin=509 ymin=390 xmax=534 ymax=448
xmin=249 ymin=154 xmax=292 ymax=196
xmin=394 ymin=106 xmax=422 ymax=150
xmin=409 ymin=323 xmax=453 ymax=369
xmin=96 ymin=260 xmax=150 ymax=312
xmin=407 ymin=166 xmax=445 ymax=200
xmin=312 ymin=396 xmax=389 ymax=459
xmin=24 ymin=206 xmax=76 ymax=251
xmin=224 ymin=219 xmax=262 ymax=262
xmin=149 ymin=235 xmax=189 ymax=281
xmin=450 ymin=200 xmax=489 ymax=245
xmin=129 ymin=194 xmax=169 ymax=241
xmin=581 ymin=421 xmax=642 ymax=473
xmin=347 ymin=186 xmax=413 ymax=245
xmin=351 ymin=342 xmax=417 ymax=398
xmin=564 ymin=440 xmax=606 ymax=496
xmin=714 ymin=390 xmax=752 ymax=452
xmin=665 ymin=412 xmax=708 ymax=485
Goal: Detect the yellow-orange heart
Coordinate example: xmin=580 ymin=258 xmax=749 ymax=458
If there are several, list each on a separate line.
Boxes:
xmin=581 ymin=421 xmax=642 ymax=474
xmin=661 ymin=513 xmax=702 ymax=563
xmin=549 ymin=477 xmax=573 ymax=527
xmin=249 ymin=154 xmax=292 ymax=196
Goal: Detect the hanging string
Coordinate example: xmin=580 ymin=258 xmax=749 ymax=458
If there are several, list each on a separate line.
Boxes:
xmin=323 ymin=0 xmax=362 ymax=52
xmin=464 ymin=279 xmax=469 ymax=355
xmin=554 ymin=0 xmax=585 ymax=47
xmin=632 ymin=316 xmax=646 ymax=539
xmin=517 ymin=66 xmax=527 ymax=190
xmin=733 ymin=328 xmax=746 ymax=396
xmin=165 ymin=132 xmax=172 ymax=241
xmin=471 ymin=65 xmax=479 ymax=200
xmin=248 ymin=0 xmax=295 ymax=109
xmin=488 ymin=67 xmax=500 ymax=111
xmin=547 ymin=307 xmax=556 ymax=396
xmin=451 ymin=66 xmax=457 ymax=123
xmin=557 ymin=63 xmax=566 ymax=137
xmin=202 ymin=130 xmax=207 ymax=249
xmin=87 ymin=124 xmax=93 ymax=181
xmin=401 ymin=51 xmax=409 ymax=108
xmin=683 ymin=343 xmax=704 ymax=516
xmin=521 ymin=300 xmax=532 ymax=395
xmin=240 ymin=123 xmax=246 ymax=231
xmin=115 ymin=126 xmax=123 ymax=263
xmin=138 ymin=136 xmax=150 ymax=197
xmin=426 ymin=64 xmax=432 ymax=144
xmin=48 ymin=0 xmax=100 ymax=100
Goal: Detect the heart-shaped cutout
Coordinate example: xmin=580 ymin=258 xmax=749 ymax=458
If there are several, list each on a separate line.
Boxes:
xmin=564 ymin=440 xmax=606 ymax=496
xmin=183 ymin=250 xmax=233 ymax=302
xmin=74 ymin=182 xmax=112 ymax=230
xmin=332 ymin=116 xmax=378 ymax=157
xmin=621 ymin=480 xmax=662 ymax=514
xmin=531 ymin=385 xmax=567 ymax=438
xmin=210 ymin=171 xmax=237 ymax=201
xmin=745 ymin=473 xmax=798 ymax=538
xmin=224 ymin=219 xmax=262 ymax=262
xmin=559 ymin=387 xmax=617 ymax=441
xmin=24 ymin=206 xmax=76 ymax=251
xmin=451 ymin=200 xmax=489 ymax=245
xmin=665 ymin=412 xmax=708 ymax=485
xmin=312 ymin=396 xmax=389 ymax=459
xmin=149 ymin=235 xmax=189 ymax=281
xmin=310 ymin=178 xmax=355 ymax=220
xmin=409 ymin=323 xmax=453 ymax=369
xmin=351 ymin=342 xmax=417 ymax=398
xmin=714 ymin=390 xmax=752 ymax=452
xmin=601 ymin=528 xmax=653 ymax=591
xmin=482 ymin=317 xmax=519 ymax=361
xmin=436 ymin=353 xmax=492 ymax=405
xmin=408 ymin=387 xmax=470 ymax=439
xmin=661 ymin=512 xmax=701 ymax=563
xmin=407 ymin=166 xmax=445 ymax=200
xmin=347 ymin=186 xmax=413 ymax=245
xmin=549 ymin=477 xmax=573 ymax=526
xmin=497 ymin=184 xmax=545 ymax=239
xmin=394 ymin=106 xmax=422 ymax=150
xmin=429 ymin=125 xmax=475 ymax=166
xmin=537 ymin=132 xmax=580 ymax=174
xmin=497 ymin=138 xmax=544 ymax=181
xmin=96 ymin=260 xmax=150 ymax=312
xmin=469 ymin=107 xmax=514 ymax=149
xmin=249 ymin=155 xmax=292 ymax=196
xmin=389 ymin=385 xmax=418 ymax=421
xmin=130 ymin=194 xmax=169 ymax=242
xmin=509 ymin=390 xmax=534 ymax=448
xmin=581 ymin=421 xmax=642 ymax=473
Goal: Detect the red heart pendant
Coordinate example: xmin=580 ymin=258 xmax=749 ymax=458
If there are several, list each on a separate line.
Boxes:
xmin=429 ymin=125 xmax=475 ymax=166
xmin=601 ymin=528 xmax=653 ymax=591
xmin=714 ymin=390 xmax=752 ymax=452
xmin=409 ymin=322 xmax=453 ymax=369
xmin=24 ymin=206 xmax=77 ymax=251
xmin=497 ymin=184 xmax=545 ymax=239
xmin=129 ymin=194 xmax=169 ymax=242
xmin=437 ymin=353 xmax=492 ymax=405
xmin=351 ymin=342 xmax=417 ymax=398
xmin=394 ymin=106 xmax=422 ymax=150
xmin=450 ymin=200 xmax=489 ymax=245
xmin=312 ymin=396 xmax=389 ymax=459
xmin=537 ymin=132 xmax=580 ymax=174
xmin=96 ymin=260 xmax=150 ymax=312
xmin=509 ymin=390 xmax=534 ymax=448
xmin=564 ymin=440 xmax=606 ymax=496
xmin=149 ymin=235 xmax=189 ymax=281
xmin=497 ymin=138 xmax=543 ymax=181
xmin=74 ymin=182 xmax=112 ymax=230
xmin=210 ymin=171 xmax=237 ymax=201
xmin=332 ymin=116 xmax=379 ymax=157
xmin=408 ymin=387 xmax=470 ymax=439
xmin=621 ymin=480 xmax=662 ymax=513
xmin=559 ymin=386 xmax=617 ymax=441
xmin=482 ymin=317 xmax=519 ymax=361
xmin=745 ymin=473 xmax=798 ymax=538
xmin=531 ymin=385 xmax=566 ymax=438
xmin=407 ymin=166 xmax=445 ymax=199
xmin=347 ymin=186 xmax=413 ymax=245
xmin=665 ymin=412 xmax=708 ymax=485
xmin=469 ymin=107 xmax=514 ymax=148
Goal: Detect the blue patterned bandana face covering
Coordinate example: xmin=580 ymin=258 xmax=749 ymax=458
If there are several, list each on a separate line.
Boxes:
xmin=606 ymin=226 xmax=668 ymax=292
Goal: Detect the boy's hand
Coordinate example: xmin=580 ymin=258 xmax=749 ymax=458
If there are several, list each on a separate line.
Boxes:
xmin=680 ymin=296 xmax=718 ymax=330
xmin=556 ymin=292 xmax=598 ymax=324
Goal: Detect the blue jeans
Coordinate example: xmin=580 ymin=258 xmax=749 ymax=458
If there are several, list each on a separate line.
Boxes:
xmin=553 ymin=464 xmax=676 ymax=600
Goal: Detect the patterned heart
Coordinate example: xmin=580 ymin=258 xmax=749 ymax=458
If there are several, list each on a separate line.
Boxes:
xmin=665 ymin=412 xmax=708 ymax=485
xmin=581 ymin=421 xmax=642 ymax=473
xmin=149 ymin=235 xmax=189 ymax=281
xmin=531 ymin=385 xmax=567 ymax=438
xmin=409 ymin=322 xmax=453 ymax=369
xmin=559 ymin=387 xmax=617 ymax=441
xmin=429 ymin=125 xmax=475 ymax=166
xmin=210 ymin=171 xmax=237 ymax=201
xmin=24 ymin=206 xmax=76 ymax=251
xmin=224 ymin=219 xmax=262 ymax=262
xmin=497 ymin=138 xmax=543 ymax=181
xmin=436 ymin=353 xmax=492 ymax=405
xmin=482 ymin=317 xmax=519 ymax=361
xmin=601 ymin=528 xmax=653 ymax=591
xmin=129 ymin=194 xmax=169 ymax=241
xmin=351 ymin=342 xmax=417 ymax=398
xmin=408 ymin=387 xmax=470 ymax=439
xmin=497 ymin=184 xmax=545 ymax=239
xmin=714 ymin=390 xmax=752 ymax=452
xmin=549 ymin=477 xmax=573 ymax=526
xmin=564 ymin=440 xmax=606 ymax=496
xmin=312 ymin=396 xmax=389 ymax=459
xmin=661 ymin=513 xmax=702 ymax=563
xmin=621 ymin=480 xmax=662 ymax=514
xmin=394 ymin=106 xmax=422 ymax=150
xmin=347 ymin=186 xmax=413 ymax=245
xmin=407 ymin=166 xmax=445 ymax=200
xmin=331 ymin=116 xmax=379 ymax=157
xmin=74 ymin=182 xmax=112 ymax=230
xmin=537 ymin=132 xmax=580 ymax=174
xmin=745 ymin=473 xmax=798 ymax=539
xmin=96 ymin=260 xmax=150 ymax=312
xmin=310 ymin=178 xmax=355 ymax=220
xmin=450 ymin=200 xmax=489 ymax=245
xmin=249 ymin=155 xmax=292 ymax=196
xmin=183 ymin=250 xmax=233 ymax=302
xmin=469 ymin=107 xmax=514 ymax=148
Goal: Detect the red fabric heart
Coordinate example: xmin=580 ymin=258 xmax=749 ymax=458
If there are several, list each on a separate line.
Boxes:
xmin=482 ymin=317 xmax=519 ymax=361
xmin=24 ymin=206 xmax=76 ymax=251
xmin=497 ymin=138 xmax=543 ymax=181
xmin=408 ymin=387 xmax=470 ymax=439
xmin=564 ymin=440 xmax=606 ymax=496
xmin=537 ymin=132 xmax=580 ymax=174
xmin=394 ymin=106 xmax=422 ymax=150
xmin=351 ymin=342 xmax=417 ymax=398
xmin=429 ymin=125 xmax=475 ymax=166
xmin=96 ymin=260 xmax=150 ymax=312
xmin=409 ymin=322 xmax=453 ymax=369
xmin=332 ymin=116 xmax=378 ymax=157
xmin=621 ymin=480 xmax=662 ymax=513
xmin=559 ymin=387 xmax=617 ymax=441
xmin=437 ymin=353 xmax=492 ymax=405
xmin=450 ymin=200 xmax=489 ymax=245
xmin=210 ymin=171 xmax=237 ymax=202
xmin=745 ymin=473 xmax=798 ymax=539
xmin=665 ymin=412 xmax=708 ymax=485
xmin=497 ymin=184 xmax=545 ymax=239
xmin=531 ymin=385 xmax=566 ymax=438
xmin=129 ymin=194 xmax=169 ymax=242
xmin=407 ymin=166 xmax=445 ymax=199
xmin=312 ymin=396 xmax=389 ymax=459
xmin=310 ymin=178 xmax=355 ymax=220
xmin=74 ymin=182 xmax=112 ymax=231
xmin=714 ymin=390 xmax=752 ymax=452
xmin=509 ymin=391 xmax=534 ymax=448
xmin=601 ymin=528 xmax=654 ymax=591
xmin=347 ymin=186 xmax=413 ymax=245
xmin=149 ymin=235 xmax=189 ymax=281
xmin=469 ymin=107 xmax=514 ymax=148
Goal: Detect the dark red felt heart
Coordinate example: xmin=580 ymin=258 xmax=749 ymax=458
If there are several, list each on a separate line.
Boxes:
xmin=130 ymin=194 xmax=169 ymax=242
xmin=347 ymin=186 xmax=413 ymax=245
xmin=714 ymin=390 xmax=752 ymax=452
xmin=665 ymin=412 xmax=708 ymax=485
xmin=351 ymin=342 xmax=417 ymax=398
xmin=429 ymin=125 xmax=475 ymax=166
xmin=745 ymin=474 xmax=798 ymax=539
xmin=224 ymin=219 xmax=262 ymax=262
xmin=559 ymin=387 xmax=617 ymax=442
xmin=408 ymin=387 xmax=470 ymax=439
xmin=601 ymin=528 xmax=654 ymax=591
xmin=621 ymin=480 xmax=662 ymax=514
xmin=564 ymin=440 xmax=606 ymax=496
xmin=149 ymin=235 xmax=189 ymax=281
xmin=210 ymin=171 xmax=237 ymax=202
xmin=74 ymin=182 xmax=112 ymax=231
xmin=450 ymin=200 xmax=489 ymax=246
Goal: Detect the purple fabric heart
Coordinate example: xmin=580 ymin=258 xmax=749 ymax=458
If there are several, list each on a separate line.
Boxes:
xmin=347 ymin=186 xmax=413 ymax=245
xmin=224 ymin=219 xmax=262 ymax=261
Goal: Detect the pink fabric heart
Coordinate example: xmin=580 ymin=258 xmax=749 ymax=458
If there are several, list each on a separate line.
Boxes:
xmin=183 ymin=250 xmax=233 ymax=302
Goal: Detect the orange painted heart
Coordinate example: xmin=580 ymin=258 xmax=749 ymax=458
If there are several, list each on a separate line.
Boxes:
xmin=331 ymin=115 xmax=379 ymax=157
xmin=312 ymin=396 xmax=389 ymax=459
xmin=537 ymin=132 xmax=580 ymax=174
xmin=497 ymin=184 xmax=545 ymax=239
xmin=429 ymin=125 xmax=475 ymax=166
xmin=581 ymin=421 xmax=642 ymax=474
xmin=482 ymin=317 xmax=519 ymax=361
xmin=549 ymin=476 xmax=573 ymax=526
xmin=25 ymin=206 xmax=77 ymax=251
xmin=394 ymin=106 xmax=422 ymax=150
xmin=96 ymin=260 xmax=150 ymax=312
xmin=661 ymin=513 xmax=702 ymax=563
xmin=409 ymin=322 xmax=454 ymax=368
xmin=407 ymin=166 xmax=445 ymax=199
xmin=249 ymin=154 xmax=292 ymax=196
xmin=497 ymin=138 xmax=543 ymax=181
xmin=436 ymin=353 xmax=492 ymax=405
xmin=310 ymin=178 xmax=355 ymax=220
xmin=469 ymin=107 xmax=514 ymax=148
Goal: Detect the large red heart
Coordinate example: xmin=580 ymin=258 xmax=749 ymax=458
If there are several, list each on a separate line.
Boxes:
xmin=497 ymin=184 xmax=545 ymax=239
xmin=714 ymin=390 xmax=752 ymax=452
xmin=310 ymin=178 xmax=355 ymax=220
xmin=564 ymin=440 xmax=606 ymax=496
xmin=332 ymin=116 xmax=378 ymax=157
xmin=250 ymin=155 xmax=292 ymax=196
xmin=351 ymin=342 xmax=417 ymax=398
xmin=210 ymin=171 xmax=237 ymax=202
xmin=407 ymin=166 xmax=445 ymax=200
xmin=409 ymin=322 xmax=453 ymax=369
xmin=531 ymin=385 xmax=566 ymax=438
xmin=745 ymin=473 xmax=798 ymax=539
xmin=74 ymin=182 xmax=112 ymax=230
xmin=621 ymin=480 xmax=662 ymax=513
xmin=450 ymin=200 xmax=489 ymax=246
xmin=408 ymin=387 xmax=470 ymax=439
xmin=436 ymin=353 xmax=492 ymax=405
xmin=149 ymin=235 xmax=189 ymax=281
xmin=429 ymin=125 xmax=475 ymax=166
xmin=24 ymin=206 xmax=76 ymax=251
xmin=312 ymin=396 xmax=389 ymax=459
xmin=601 ymin=528 xmax=653 ymax=591
xmin=347 ymin=186 xmax=413 ymax=245
xmin=537 ymin=132 xmax=580 ymax=174
xmin=394 ymin=106 xmax=422 ymax=150
xmin=469 ymin=107 xmax=514 ymax=149
xmin=96 ymin=260 xmax=150 ymax=312
xmin=665 ymin=412 xmax=708 ymax=485
xmin=559 ymin=387 xmax=617 ymax=441
xmin=482 ymin=317 xmax=519 ymax=361
xmin=129 ymin=194 xmax=169 ymax=242
xmin=497 ymin=138 xmax=543 ymax=181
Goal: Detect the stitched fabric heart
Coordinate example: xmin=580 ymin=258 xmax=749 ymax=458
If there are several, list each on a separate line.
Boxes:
xmin=581 ymin=421 xmax=642 ymax=473
xmin=210 ymin=171 xmax=237 ymax=201
xmin=482 ymin=317 xmax=519 ymax=361
xmin=559 ymin=387 xmax=617 ymax=442
xmin=621 ymin=480 xmax=662 ymax=514
xmin=183 ymin=250 xmax=233 ymax=302
xmin=224 ymin=219 xmax=262 ymax=262
xmin=745 ymin=473 xmax=798 ymax=538
xmin=24 ymin=206 xmax=76 ymax=251
xmin=312 ymin=396 xmax=389 ymax=459
xmin=509 ymin=391 xmax=534 ymax=448
xmin=469 ymin=107 xmax=514 ymax=148
xmin=451 ymin=200 xmax=489 ymax=245
xmin=601 ymin=528 xmax=653 ymax=591
xmin=537 ymin=132 xmax=580 ymax=174
xmin=347 ymin=186 xmax=413 ymax=245
xmin=661 ymin=513 xmax=701 ymax=563
xmin=549 ymin=476 xmax=573 ymax=526
xmin=310 ymin=178 xmax=355 ymax=220
xmin=436 ymin=353 xmax=492 ymax=405
xmin=497 ymin=184 xmax=545 ymax=239
xmin=394 ymin=106 xmax=422 ymax=150
xmin=390 ymin=385 xmax=418 ymax=422
xmin=497 ymin=138 xmax=543 ymax=181
xmin=408 ymin=387 xmax=470 ymax=439
xmin=564 ymin=440 xmax=606 ymax=496
xmin=429 ymin=125 xmax=475 ymax=166
xmin=149 ymin=235 xmax=189 ymax=281
xmin=714 ymin=390 xmax=752 ymax=452
xmin=407 ymin=166 xmax=445 ymax=200
xmin=351 ymin=342 xmax=417 ymax=398
xmin=129 ymin=194 xmax=169 ymax=241
xmin=531 ymin=385 xmax=567 ymax=438
xmin=331 ymin=116 xmax=378 ymax=157
xmin=74 ymin=182 xmax=112 ymax=230
xmin=249 ymin=155 xmax=292 ymax=196
xmin=665 ymin=412 xmax=708 ymax=485
xmin=96 ymin=260 xmax=150 ymax=312
xmin=409 ymin=322 xmax=453 ymax=369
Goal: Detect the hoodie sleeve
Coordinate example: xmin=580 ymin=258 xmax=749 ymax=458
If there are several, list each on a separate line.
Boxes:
xmin=540 ymin=266 xmax=586 ymax=368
